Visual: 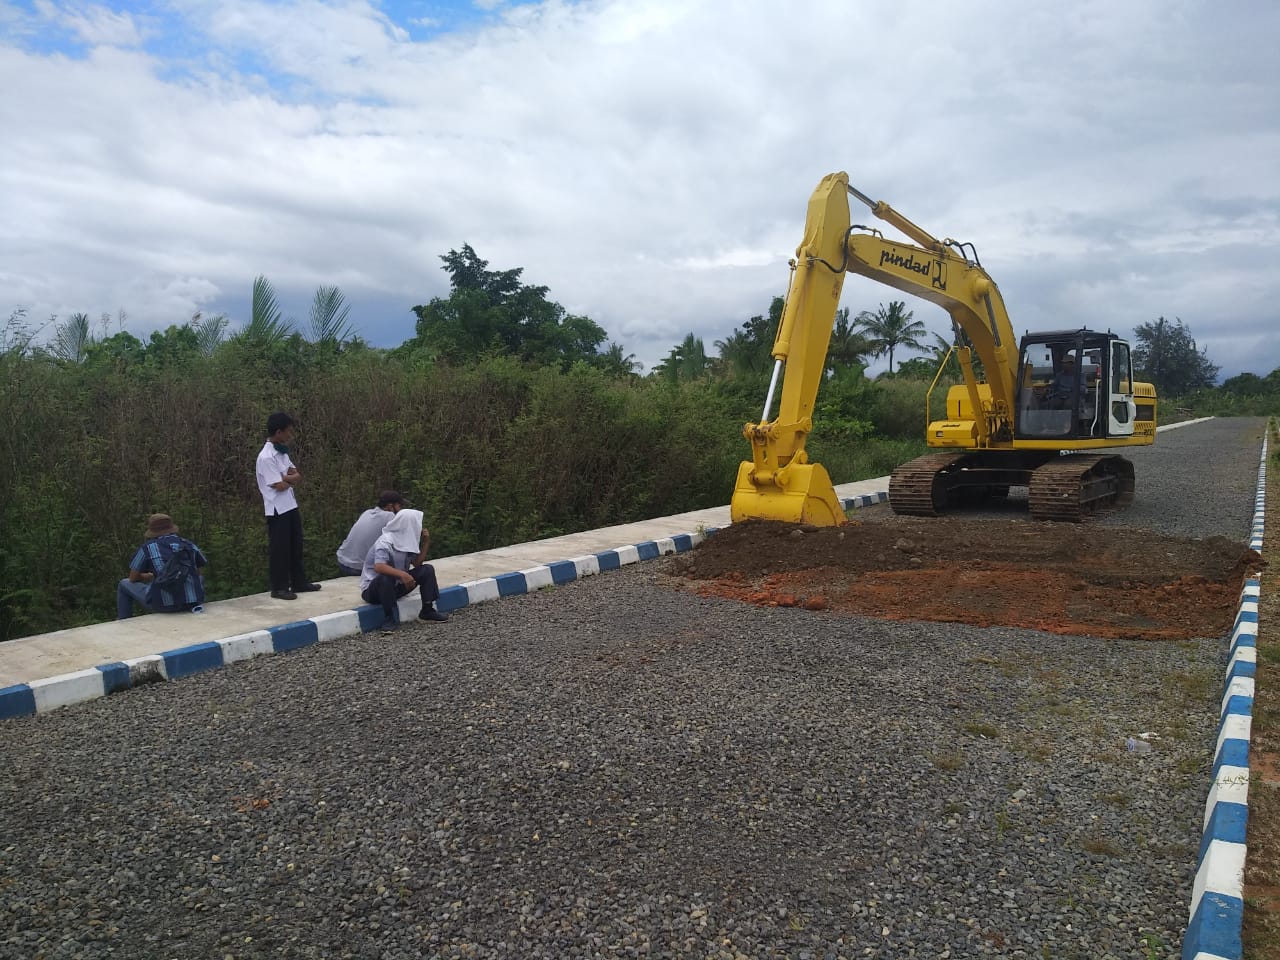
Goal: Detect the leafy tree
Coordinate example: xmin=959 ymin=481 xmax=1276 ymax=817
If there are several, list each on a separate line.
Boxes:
xmin=308 ymin=286 xmax=354 ymax=347
xmin=145 ymin=324 xmax=203 ymax=366
xmin=1132 ymin=316 xmax=1219 ymax=396
xmin=891 ymin=356 xmax=941 ymax=380
xmin=714 ymin=297 xmax=782 ymax=379
xmin=856 ymin=300 xmax=928 ymax=373
xmin=1219 ymin=372 xmax=1268 ymax=397
xmin=84 ymin=330 xmax=146 ymax=368
xmin=410 ymin=245 xmax=607 ymax=367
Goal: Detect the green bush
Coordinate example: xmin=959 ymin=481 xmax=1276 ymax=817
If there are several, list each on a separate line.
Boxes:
xmin=868 ymin=376 xmax=934 ymax=439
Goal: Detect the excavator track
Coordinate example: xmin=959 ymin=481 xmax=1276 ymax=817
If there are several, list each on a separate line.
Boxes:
xmin=888 ymin=452 xmax=971 ymax=516
xmin=891 ymin=451 xmax=1136 ymax=521
xmin=1027 ymin=455 xmax=1135 ymax=522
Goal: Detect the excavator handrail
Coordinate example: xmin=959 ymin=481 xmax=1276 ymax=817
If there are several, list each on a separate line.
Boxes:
xmin=925 ymin=345 xmax=957 ymax=433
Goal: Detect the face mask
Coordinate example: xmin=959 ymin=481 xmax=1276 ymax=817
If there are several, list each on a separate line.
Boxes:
xmin=273 ymin=442 xmax=289 ymax=454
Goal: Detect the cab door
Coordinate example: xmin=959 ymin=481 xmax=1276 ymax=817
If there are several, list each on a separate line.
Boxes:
xmin=1107 ymin=340 xmax=1137 ymax=436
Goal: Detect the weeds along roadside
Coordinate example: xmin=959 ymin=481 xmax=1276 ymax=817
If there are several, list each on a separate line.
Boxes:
xmin=1243 ymin=415 xmax=1279 ymax=955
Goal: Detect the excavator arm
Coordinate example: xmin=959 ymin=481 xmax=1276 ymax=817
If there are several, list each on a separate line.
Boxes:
xmin=731 ymin=171 xmax=1020 ymax=526
xmin=730 ymin=173 xmax=851 ymax=525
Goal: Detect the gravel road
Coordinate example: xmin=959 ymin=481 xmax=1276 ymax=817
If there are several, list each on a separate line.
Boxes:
xmin=0 ymin=417 xmax=1267 ymax=960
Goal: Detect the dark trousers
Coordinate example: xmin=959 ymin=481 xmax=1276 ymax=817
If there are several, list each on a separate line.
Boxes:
xmin=361 ymin=565 xmax=439 ymax=619
xmin=266 ymin=508 xmax=308 ymax=592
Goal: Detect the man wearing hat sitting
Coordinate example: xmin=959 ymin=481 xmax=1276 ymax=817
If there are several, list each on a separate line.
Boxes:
xmin=116 ymin=514 xmax=209 ymax=619
xmin=336 ymin=490 xmax=408 ymax=577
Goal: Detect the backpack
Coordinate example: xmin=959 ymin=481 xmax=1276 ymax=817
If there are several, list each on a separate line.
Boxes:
xmin=153 ymin=539 xmax=198 ymax=592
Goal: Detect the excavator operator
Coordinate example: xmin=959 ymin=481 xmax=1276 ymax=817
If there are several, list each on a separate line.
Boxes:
xmin=1046 ymin=356 xmax=1077 ymax=410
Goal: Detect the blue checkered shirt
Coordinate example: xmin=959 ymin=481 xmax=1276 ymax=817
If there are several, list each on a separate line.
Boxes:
xmin=129 ymin=534 xmax=208 ymax=610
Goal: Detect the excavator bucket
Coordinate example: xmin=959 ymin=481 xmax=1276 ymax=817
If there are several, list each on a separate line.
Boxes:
xmin=730 ymin=461 xmax=846 ymax=527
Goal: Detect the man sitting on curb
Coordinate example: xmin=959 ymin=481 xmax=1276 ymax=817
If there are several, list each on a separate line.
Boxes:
xmin=336 ymin=490 xmax=407 ymax=577
xmin=360 ymin=509 xmax=448 ymax=629
xmin=117 ymin=514 xmax=209 ymax=619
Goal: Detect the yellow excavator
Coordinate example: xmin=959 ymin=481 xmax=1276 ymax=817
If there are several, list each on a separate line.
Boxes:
xmin=730 ymin=171 xmax=1157 ymax=525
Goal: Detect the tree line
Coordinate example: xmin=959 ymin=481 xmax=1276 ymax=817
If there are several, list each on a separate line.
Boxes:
xmin=0 ymin=246 xmax=1262 ymax=639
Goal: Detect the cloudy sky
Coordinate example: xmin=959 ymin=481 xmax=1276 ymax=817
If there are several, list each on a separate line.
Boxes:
xmin=2 ymin=0 xmax=1277 ymax=376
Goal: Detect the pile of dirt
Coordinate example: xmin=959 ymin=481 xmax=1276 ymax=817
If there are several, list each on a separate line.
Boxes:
xmin=667 ymin=515 xmax=1264 ymax=641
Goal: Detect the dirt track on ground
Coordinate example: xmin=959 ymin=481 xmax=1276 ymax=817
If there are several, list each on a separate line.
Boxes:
xmin=668 ymin=512 xmax=1264 ymax=641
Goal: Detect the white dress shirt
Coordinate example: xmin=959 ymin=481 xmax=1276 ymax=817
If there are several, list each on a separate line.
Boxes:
xmin=255 ymin=441 xmax=299 ymax=516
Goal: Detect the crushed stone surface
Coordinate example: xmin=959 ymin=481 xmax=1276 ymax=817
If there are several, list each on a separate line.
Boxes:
xmin=0 ymin=416 xmax=1268 ymax=959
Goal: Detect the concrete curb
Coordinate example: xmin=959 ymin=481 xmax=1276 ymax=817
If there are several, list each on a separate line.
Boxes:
xmin=1182 ymin=432 xmax=1267 ymax=960
xmin=0 ymin=491 xmax=889 ymax=721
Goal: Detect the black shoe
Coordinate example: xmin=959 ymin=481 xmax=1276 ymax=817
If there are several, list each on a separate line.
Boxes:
xmin=271 ymin=590 xmax=297 ymax=601
xmin=296 ymin=583 xmax=322 ymax=593
xmin=419 ymin=608 xmax=449 ymax=623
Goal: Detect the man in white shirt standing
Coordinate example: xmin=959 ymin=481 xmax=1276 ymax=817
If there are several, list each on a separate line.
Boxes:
xmin=255 ymin=411 xmax=322 ymax=601
xmin=336 ymin=490 xmax=407 ymax=576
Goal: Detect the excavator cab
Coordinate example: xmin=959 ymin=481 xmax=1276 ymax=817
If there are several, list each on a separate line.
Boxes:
xmin=1015 ymin=330 xmax=1137 ymax=442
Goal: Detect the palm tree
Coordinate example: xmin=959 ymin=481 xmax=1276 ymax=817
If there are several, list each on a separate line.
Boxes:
xmin=308 ymin=285 xmax=354 ymax=347
xmin=826 ymin=306 xmax=874 ymax=375
xmin=714 ymin=329 xmax=770 ymax=378
xmin=653 ymin=333 xmax=709 ymax=383
xmin=239 ymin=275 xmax=293 ymax=347
xmin=50 ymin=312 xmax=93 ymax=363
xmin=928 ymin=327 xmax=986 ymax=380
xmin=188 ymin=311 xmax=230 ymax=357
xmin=676 ymin=332 xmax=708 ymax=381
xmin=597 ymin=341 xmax=641 ymax=376
xmin=856 ymin=300 xmax=928 ymax=372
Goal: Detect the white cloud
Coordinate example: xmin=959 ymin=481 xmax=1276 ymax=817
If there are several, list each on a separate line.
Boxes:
xmin=1 ymin=0 xmax=1278 ymax=376
xmin=32 ymin=0 xmax=144 ymax=47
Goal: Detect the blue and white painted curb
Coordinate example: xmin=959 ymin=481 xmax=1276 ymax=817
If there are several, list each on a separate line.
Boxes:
xmin=1182 ymin=431 xmax=1268 ymax=960
xmin=0 ymin=531 xmax=704 ymax=720
xmin=0 ymin=492 xmax=890 ymax=722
